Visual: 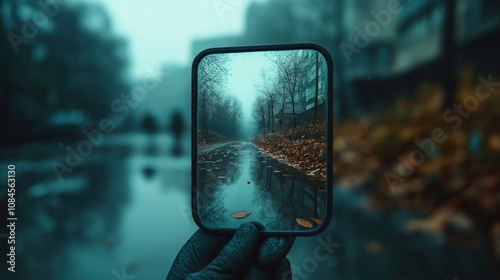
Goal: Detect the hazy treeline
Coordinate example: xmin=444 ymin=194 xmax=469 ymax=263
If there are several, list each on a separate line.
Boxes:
xmin=252 ymin=50 xmax=324 ymax=134
xmin=198 ymin=54 xmax=243 ymax=142
xmin=0 ymin=0 xmax=129 ymax=143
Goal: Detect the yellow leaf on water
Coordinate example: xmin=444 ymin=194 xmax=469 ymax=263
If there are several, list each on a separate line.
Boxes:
xmin=274 ymin=170 xmax=282 ymax=173
xmin=366 ymin=242 xmax=382 ymax=254
xmin=218 ymin=176 xmax=226 ymax=179
xmin=199 ymin=167 xmax=206 ymax=170
xmin=318 ymin=189 xmax=326 ymax=192
xmin=206 ymin=169 xmax=212 ymax=172
xmin=283 ymin=174 xmax=293 ymax=177
xmin=217 ymin=159 xmax=223 ymax=162
xmin=309 ymin=217 xmax=323 ymax=224
xmin=296 ymin=218 xmax=313 ymax=228
xmin=230 ymin=211 xmax=252 ymax=219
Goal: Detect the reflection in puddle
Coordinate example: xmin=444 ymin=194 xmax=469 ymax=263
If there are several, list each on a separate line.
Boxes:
xmin=197 ymin=141 xmax=327 ymax=231
xmin=143 ymin=166 xmax=156 ymax=178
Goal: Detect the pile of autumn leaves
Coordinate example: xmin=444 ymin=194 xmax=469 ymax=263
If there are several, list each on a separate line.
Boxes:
xmin=333 ymin=70 xmax=500 ymax=260
xmin=253 ymin=69 xmax=500 ymax=259
xmin=252 ymin=121 xmax=328 ymax=181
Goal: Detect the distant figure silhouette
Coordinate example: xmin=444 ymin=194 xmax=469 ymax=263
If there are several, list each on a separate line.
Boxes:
xmin=143 ymin=166 xmax=156 ymax=178
xmin=141 ymin=113 xmax=159 ymax=135
xmin=169 ymin=110 xmax=184 ymax=156
xmin=142 ymin=113 xmax=159 ymax=155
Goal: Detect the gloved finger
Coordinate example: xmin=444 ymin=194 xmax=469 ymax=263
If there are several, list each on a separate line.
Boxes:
xmin=272 ymin=258 xmax=293 ymax=280
xmin=256 ymin=236 xmax=295 ymax=269
xmin=188 ymin=222 xmax=261 ymax=280
xmin=167 ymin=229 xmax=231 ymax=280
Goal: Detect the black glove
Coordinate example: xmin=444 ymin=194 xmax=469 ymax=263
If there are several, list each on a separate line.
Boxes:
xmin=167 ymin=222 xmax=295 ymax=280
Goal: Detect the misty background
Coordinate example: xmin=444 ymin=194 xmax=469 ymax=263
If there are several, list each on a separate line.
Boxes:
xmin=1 ymin=0 xmax=500 ymax=279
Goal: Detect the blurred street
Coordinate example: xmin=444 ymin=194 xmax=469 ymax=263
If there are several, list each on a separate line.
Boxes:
xmin=197 ymin=141 xmax=326 ymax=230
xmin=2 ymin=0 xmax=500 ymax=279
xmin=0 ymin=133 xmax=194 ymax=279
xmin=1 ymin=132 xmax=497 ymax=279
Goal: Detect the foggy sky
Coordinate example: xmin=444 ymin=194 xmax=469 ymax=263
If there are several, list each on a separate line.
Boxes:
xmin=81 ymin=0 xmax=268 ymax=78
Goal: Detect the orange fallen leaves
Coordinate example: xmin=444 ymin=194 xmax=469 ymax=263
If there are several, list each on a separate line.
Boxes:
xmin=309 ymin=217 xmax=323 ymax=224
xmin=230 ymin=211 xmax=252 ymax=219
xmin=252 ymin=121 xmax=327 ymax=181
xmin=296 ymin=218 xmax=313 ymax=228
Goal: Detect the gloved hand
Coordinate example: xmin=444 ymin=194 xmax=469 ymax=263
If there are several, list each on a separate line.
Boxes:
xmin=167 ymin=222 xmax=295 ymax=280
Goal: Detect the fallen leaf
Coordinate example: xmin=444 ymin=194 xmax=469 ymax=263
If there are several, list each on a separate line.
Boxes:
xmin=283 ymin=174 xmax=293 ymax=177
xmin=218 ymin=176 xmax=226 ymax=179
xmin=296 ymin=218 xmax=313 ymax=228
xmin=199 ymin=167 xmax=206 ymax=170
xmin=274 ymin=170 xmax=282 ymax=173
xmin=366 ymin=242 xmax=382 ymax=254
xmin=247 ymin=181 xmax=251 ymax=184
xmin=318 ymin=189 xmax=326 ymax=192
xmin=230 ymin=211 xmax=252 ymax=219
xmin=309 ymin=217 xmax=323 ymax=224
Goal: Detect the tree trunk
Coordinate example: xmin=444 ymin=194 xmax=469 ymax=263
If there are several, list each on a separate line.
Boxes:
xmin=268 ymin=101 xmax=271 ymax=132
xmin=261 ymin=112 xmax=266 ymax=133
xmin=280 ymin=93 xmax=285 ymax=129
xmin=314 ymin=52 xmax=319 ymax=122
xmin=270 ymin=98 xmax=274 ymax=132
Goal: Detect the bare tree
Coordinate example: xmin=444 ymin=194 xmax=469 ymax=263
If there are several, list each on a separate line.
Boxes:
xmin=314 ymin=52 xmax=320 ymax=122
xmin=198 ymin=54 xmax=230 ymax=131
xmin=252 ymin=93 xmax=268 ymax=134
xmin=255 ymin=70 xmax=282 ymax=132
xmin=266 ymin=50 xmax=308 ymax=128
xmin=223 ymin=94 xmax=243 ymax=139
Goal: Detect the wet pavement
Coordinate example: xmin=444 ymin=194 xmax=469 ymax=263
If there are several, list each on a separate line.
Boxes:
xmin=197 ymin=141 xmax=328 ymax=231
xmin=0 ymin=133 xmax=497 ymax=280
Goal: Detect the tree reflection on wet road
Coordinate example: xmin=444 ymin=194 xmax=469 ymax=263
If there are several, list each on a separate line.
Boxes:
xmin=197 ymin=141 xmax=327 ymax=231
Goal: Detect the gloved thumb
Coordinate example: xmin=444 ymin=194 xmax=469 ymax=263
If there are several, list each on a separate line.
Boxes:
xmin=188 ymin=222 xmax=261 ymax=280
